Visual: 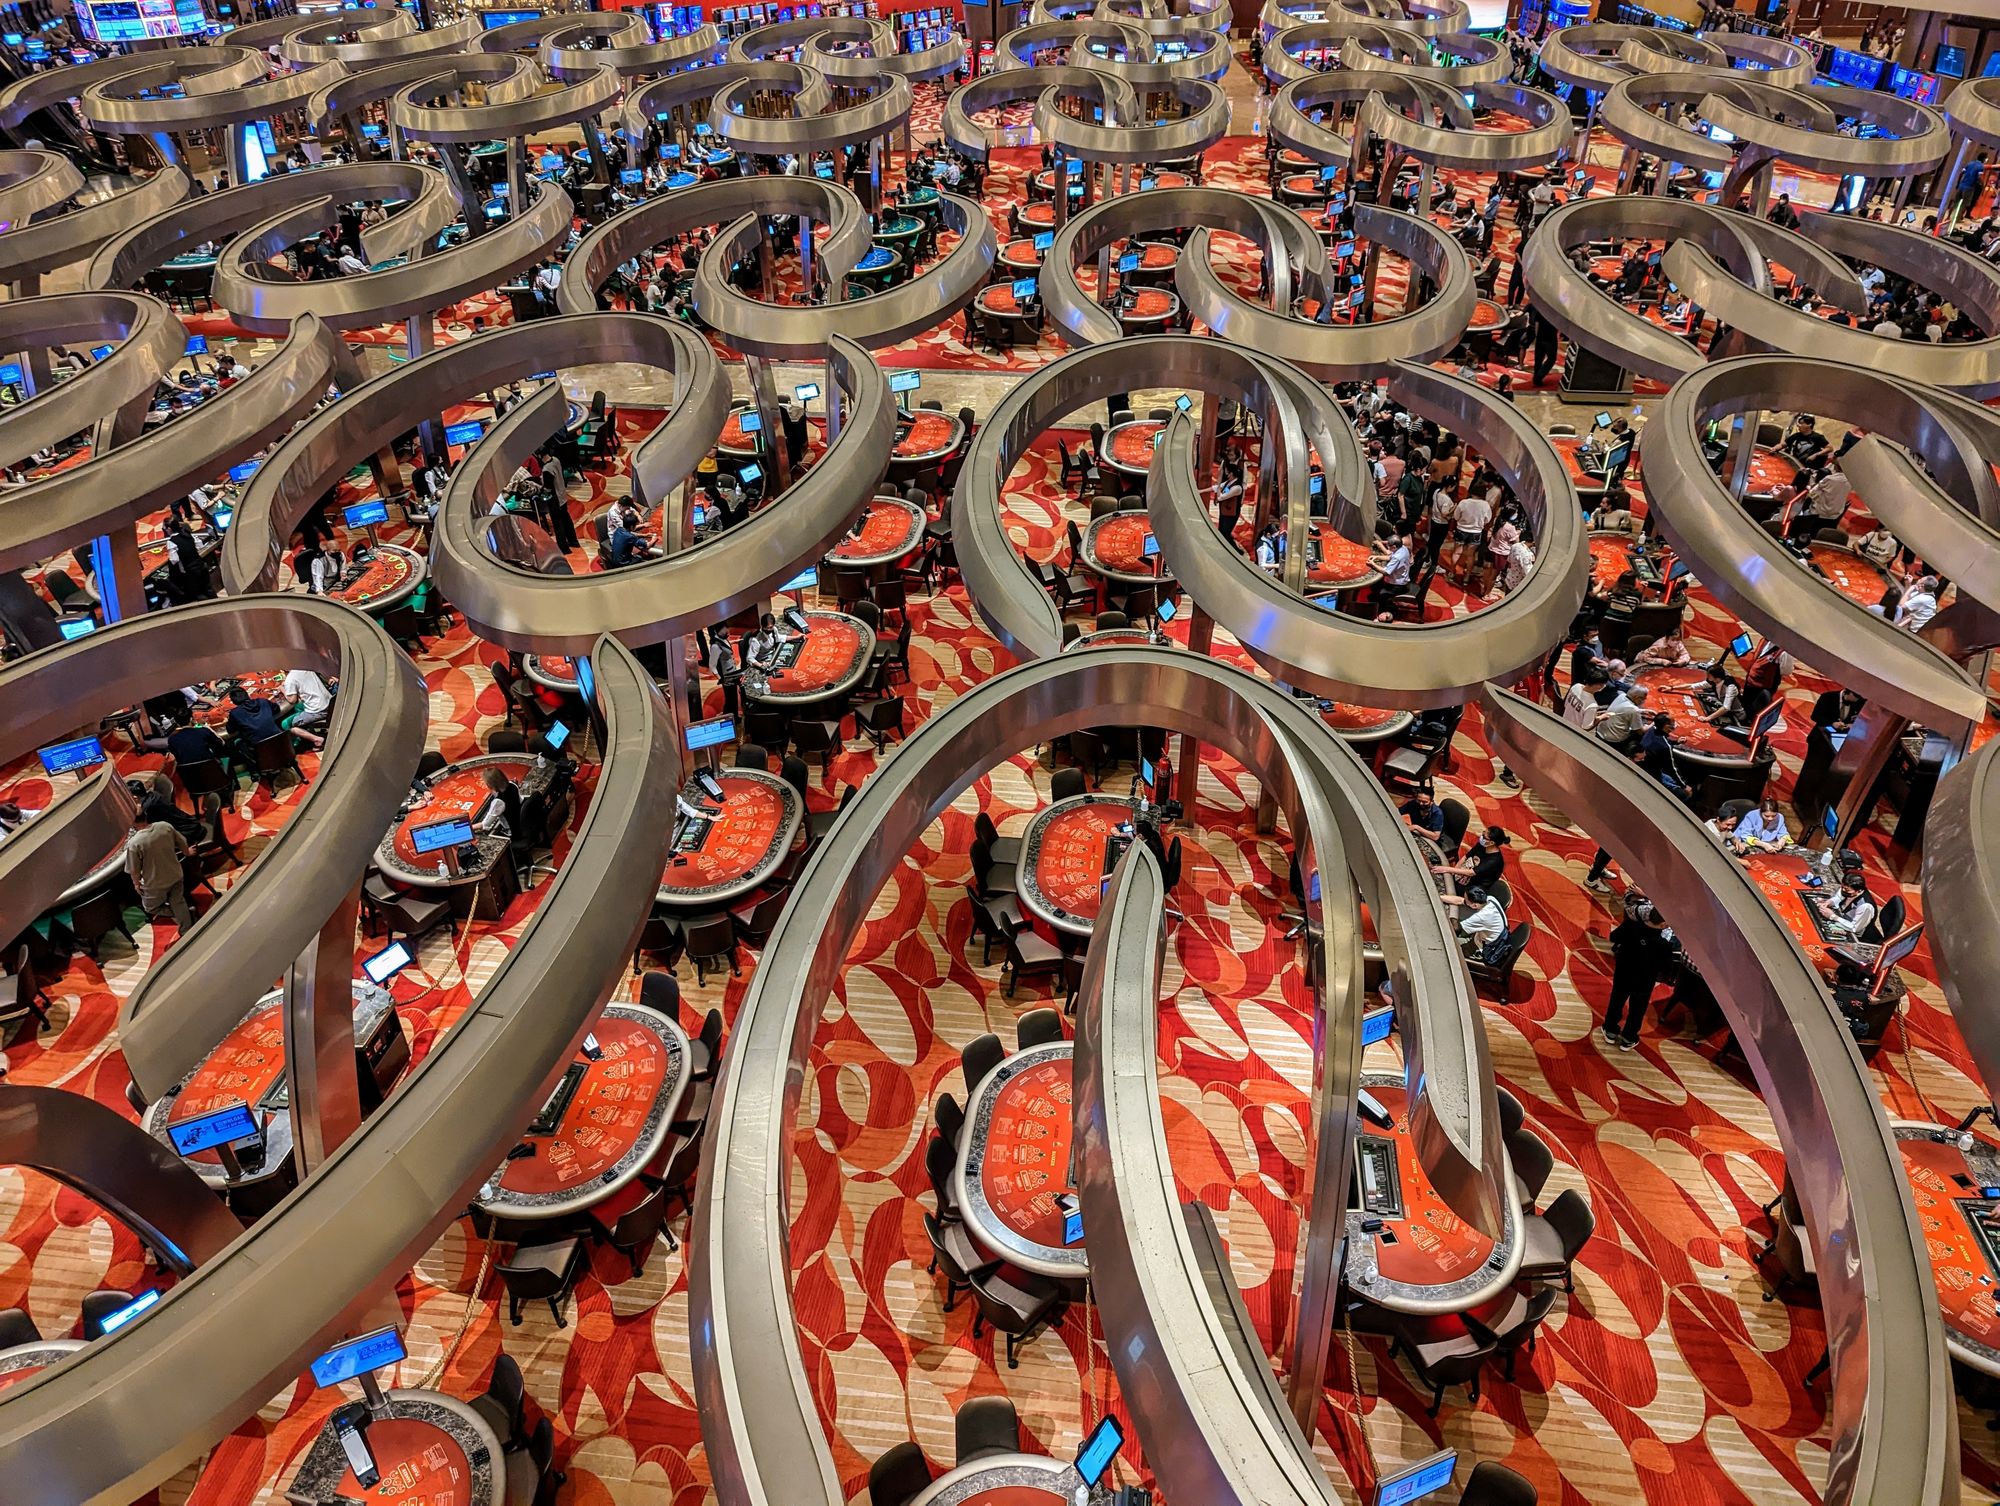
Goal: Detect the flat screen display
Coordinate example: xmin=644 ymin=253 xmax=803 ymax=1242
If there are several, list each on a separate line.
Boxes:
xmin=1074 ymin=1416 xmax=1123 ymax=1487
xmin=1011 ymin=277 xmax=1037 ymax=299
xmin=1729 ymin=632 xmax=1753 ymax=659
xmin=739 ymin=462 xmax=762 ymax=485
xmin=59 ymin=617 xmax=96 ymax=640
xmin=1937 ymin=44 xmax=1967 ymax=78
xmin=1361 ymin=1006 xmax=1394 ymax=1045
xmin=444 ymin=419 xmax=485 ymax=446
xmin=186 ymin=335 xmax=208 ymax=355
xmin=310 ymin=1326 xmax=408 ymax=1388
xmin=166 ymin=1100 xmax=259 ymax=1156
xmin=83 ymin=0 xmax=210 ymax=43
xmin=230 ymin=461 xmax=261 ymax=482
xmin=1118 ymin=252 xmax=1138 ymax=272
xmin=411 ymin=817 xmax=474 ymax=854
xmin=38 ymin=736 xmax=106 ymax=776
xmin=96 ymin=1288 xmax=161 ymax=1333
xmin=890 ymin=370 xmax=921 ymax=393
xmin=545 ymin=719 xmax=571 ymax=750
xmin=794 ymin=382 xmax=820 ymax=401
xmin=343 ymin=500 xmax=389 ymax=528
xmin=362 ymin=940 xmax=413 ymax=984
xmin=686 ymin=715 xmax=736 ymax=750
xmin=0 ymin=362 xmax=20 ymax=385
xmin=1376 ymin=1449 xmax=1459 ymax=1506
xmin=737 ymin=411 xmax=762 ymax=432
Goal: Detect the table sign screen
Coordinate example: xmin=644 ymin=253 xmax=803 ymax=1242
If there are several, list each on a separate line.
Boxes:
xmin=310 ymin=1325 xmax=408 ymax=1388
xmin=362 ymin=940 xmax=413 ymax=984
xmin=1156 ymin=595 xmax=1176 ymax=623
xmin=230 ymin=460 xmax=261 ymax=483
xmin=793 ymin=382 xmax=820 ymax=401
xmin=59 ymin=617 xmax=96 ymax=640
xmin=1375 ymin=1449 xmax=1458 ymax=1506
xmin=890 ymin=370 xmax=922 ymax=393
xmin=98 ymin=1288 xmax=161 ymax=1333
xmin=1361 ymin=1006 xmax=1394 ymax=1045
xmin=545 ymin=719 xmax=571 ymax=750
xmin=620 ymin=168 xmax=644 ymax=185
xmin=782 ymin=567 xmax=818 ymax=592
xmin=343 ymin=500 xmax=389 ymax=528
xmin=186 ymin=335 xmax=208 ymax=354
xmin=1118 ymin=252 xmax=1138 ymax=273
xmin=91 ymin=344 xmax=113 ymax=361
xmin=167 ymin=1101 xmax=260 ymax=1157
xmin=444 ymin=419 xmax=485 ymax=446
xmin=739 ymin=463 xmax=762 ymax=485
xmin=1074 ymin=1415 xmax=1123 ymax=1487
xmin=737 ymin=411 xmax=762 ymax=432
xmin=1175 ymin=394 xmax=1192 ymax=412
xmin=38 ymin=735 xmax=106 ymax=776
xmin=686 ymin=715 xmax=736 ymax=751
xmin=412 ymin=817 xmax=474 ymax=854
xmin=0 ymin=362 xmax=20 ymax=385
xmin=1033 ymin=231 xmax=1054 ymax=250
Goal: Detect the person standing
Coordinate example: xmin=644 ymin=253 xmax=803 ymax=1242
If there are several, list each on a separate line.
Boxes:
xmin=126 ymin=811 xmax=193 ymax=933
xmin=1602 ymin=901 xmax=1675 ymax=1049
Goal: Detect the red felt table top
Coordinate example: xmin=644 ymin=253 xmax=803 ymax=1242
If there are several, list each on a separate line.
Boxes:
xmin=979 ymin=285 xmax=1025 ymax=314
xmin=1106 ymin=421 xmax=1164 ymax=471
xmin=392 ymin=759 xmax=530 ymax=868
xmin=829 ymin=500 xmax=924 ymax=561
xmin=1320 ymin=702 xmax=1402 ymax=731
xmin=978 ymin=1055 xmax=1074 ymax=1252
xmin=1467 ymin=297 xmax=1506 ymax=332
xmin=1029 ymin=800 xmax=1130 ymax=923
xmin=327 ymin=1418 xmax=475 ymax=1506
xmin=1805 ymin=542 xmax=1887 ymax=608
xmin=1363 ymin=1082 xmax=1497 ymax=1286
xmin=1634 ymin=665 xmax=1739 ymax=757
xmin=762 ymin=617 xmax=866 ymax=695
xmin=896 ymin=411 xmax=958 ymax=457
xmin=1588 ymin=532 xmax=1633 ymax=592
xmin=1902 ymin=1135 xmax=2000 ymax=1353
xmin=658 ymin=773 xmax=789 ymax=893
xmin=1133 ymin=242 xmax=1178 ymax=268
xmin=1087 ymin=512 xmax=1158 ymax=574
xmin=1307 ymin=521 xmax=1374 ymax=587
xmin=533 ymin=655 xmax=578 ymax=685
xmin=1123 ymin=288 xmax=1174 ymax=320
xmin=1748 ymin=447 xmax=1797 ymax=494
xmin=496 ymin=1014 xmax=672 ymax=1194
xmin=165 ymin=1002 xmax=285 ymax=1164
xmin=0 ymin=1361 xmax=52 ymax=1390
xmin=1000 ymin=238 xmax=1043 ymax=267
xmin=716 ymin=408 xmax=752 ymax=450
xmin=332 ymin=550 xmax=415 ymax=605
xmin=1018 ymin=202 xmax=1055 ymax=227
xmin=1742 ymin=850 xmax=1833 ymax=973
xmin=1282 ymin=173 xmax=1326 ymax=196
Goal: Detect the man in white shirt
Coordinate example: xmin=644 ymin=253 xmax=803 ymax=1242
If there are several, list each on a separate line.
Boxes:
xmin=1372 ymin=532 xmax=1413 ymax=588
xmin=1455 ymin=884 xmax=1508 ymax=953
xmin=1562 ymin=677 xmax=1601 ymax=731
xmin=336 ymin=248 xmax=370 ymax=276
xmin=280 ymin=668 xmax=333 ymax=747
xmin=1806 ymin=466 xmax=1849 ymax=525
xmin=1896 ymin=576 xmax=1940 ymax=631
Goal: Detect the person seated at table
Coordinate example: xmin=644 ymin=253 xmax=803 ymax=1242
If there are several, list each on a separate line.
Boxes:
xmin=1632 ymin=625 xmax=1693 ymax=668
xmin=1254 ymin=521 xmax=1285 ymax=569
xmin=1855 ymin=522 xmax=1902 ymax=570
xmin=142 ymin=710 xmax=232 ymax=775
xmin=473 ymin=766 xmax=519 ymax=838
xmin=1724 ymin=797 xmax=1791 ymax=853
xmin=1783 ymin=415 xmax=1830 ymax=467
xmin=1591 ymin=680 xmax=1649 ymax=750
xmin=1369 ymin=531 xmax=1414 ymax=603
xmin=1450 ymin=883 xmax=1509 ymax=958
xmin=280 ymin=667 xmax=334 ymax=749
xmin=1399 ymin=790 xmax=1445 ymax=837
xmin=1811 ymin=871 xmax=1878 ymax=941
xmin=1895 ymin=575 xmax=1941 ymax=632
xmin=224 ymin=685 xmax=286 ymax=752
xmin=1638 ymin=712 xmax=1690 ymax=797
xmin=607 ymin=518 xmax=658 ymax=568
xmin=294 ymin=540 xmax=345 ymax=595
xmin=1436 ymin=826 xmax=1510 ymax=889
xmin=743 ymin=613 xmax=786 ymax=671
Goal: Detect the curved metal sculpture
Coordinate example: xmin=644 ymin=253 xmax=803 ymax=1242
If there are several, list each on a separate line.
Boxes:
xmin=1481 ymin=685 xmax=1956 ymax=1506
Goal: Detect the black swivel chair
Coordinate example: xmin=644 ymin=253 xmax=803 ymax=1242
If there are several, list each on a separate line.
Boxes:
xmin=966 ymin=1265 xmax=1067 ymax=1369
xmin=471 ymin=1353 xmax=531 ymax=1452
xmin=954 ymin=1394 xmax=1021 ymax=1464
xmin=496 ymin=1238 xmax=589 ymax=1327
xmin=961 ymin=1032 xmax=1005 ymax=1097
xmin=79 ymin=1290 xmax=135 ymax=1340
xmin=1505 ymin=1127 xmax=1555 ymax=1212
xmin=933 ymin=1091 xmax=965 ymax=1150
xmin=868 ymin=1443 xmax=935 ymax=1506
xmin=1436 ymin=798 xmax=1473 ymax=863
xmin=1517 ymin=1188 xmax=1595 ymax=1292
xmin=602 ymin=1183 xmax=674 ymax=1279
xmin=1460 ymin=1461 xmax=1540 ymax=1505
xmin=1015 ymin=1007 xmax=1065 ymax=1050
xmin=0 ymin=1308 xmax=40 ymax=1349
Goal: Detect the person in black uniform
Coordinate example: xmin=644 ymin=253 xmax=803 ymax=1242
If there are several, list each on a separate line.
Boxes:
xmin=1602 ymin=900 xmax=1677 ymax=1049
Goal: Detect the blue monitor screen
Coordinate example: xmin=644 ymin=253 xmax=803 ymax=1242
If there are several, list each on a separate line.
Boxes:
xmin=361 ymin=123 xmax=385 ymax=140
xmin=1174 ymin=394 xmax=1192 ymax=412
xmin=1156 ymin=595 xmax=1176 ymax=622
xmin=890 ymin=370 xmax=921 ymax=393
xmin=229 ymin=461 xmax=261 ymax=483
xmin=1140 ymin=176 xmax=1156 ymax=190
xmin=1824 ymin=47 xmax=1885 ymax=89
xmin=1349 ymin=289 xmax=1366 ymax=308
xmin=739 ymin=462 xmax=762 ymax=485
xmin=1361 ymin=1006 xmax=1394 ymax=1046
xmin=212 ymin=507 xmax=234 ymax=530
xmin=544 ymin=718 xmax=570 ymax=750
xmin=794 ymin=382 xmax=820 ymax=402
xmin=540 ymin=152 xmax=565 ymax=170
xmin=1033 ymin=231 xmax=1054 ymax=250
xmin=444 ymin=419 xmax=485 ymax=446
xmin=362 ymin=940 xmax=413 ymax=984
xmin=1376 ymin=1450 xmax=1459 ymax=1506
xmin=97 ymin=1288 xmax=161 ymax=1333
xmin=1118 ymin=252 xmax=1138 ymax=272
xmin=1063 ymin=1206 xmax=1084 ymax=1244
xmin=686 ymin=715 xmax=736 ymax=751
xmin=38 ymin=736 xmax=105 ymax=776
xmin=0 ymin=362 xmax=20 ymax=385
xmin=343 ymin=500 xmax=389 ymax=528
xmin=781 ymin=567 xmax=819 ymax=591
xmin=412 ymin=817 xmax=474 ymax=854
xmin=59 ymin=617 xmax=96 ymax=640
xmin=660 ymin=144 xmax=681 ymax=159
xmin=310 ymin=1326 xmax=408 ymax=1388
xmin=1012 ymin=277 xmax=1037 ymax=300
xmin=1937 ymin=44 xmax=1966 ymax=78
xmin=620 ymin=168 xmax=644 ymax=186
xmin=91 ymin=344 xmax=112 ymax=361
xmin=1074 ymin=1416 xmax=1123 ymax=1488
xmin=1729 ymin=632 xmax=1752 ymax=659
xmin=737 ymin=411 xmax=762 ymax=432
xmin=166 ymin=1101 xmax=260 ymax=1157
xmin=1142 ymin=534 xmax=1159 ymax=558
xmin=185 ymin=335 xmax=208 ymax=355
xmin=1824 ymin=805 xmax=1840 ymax=838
